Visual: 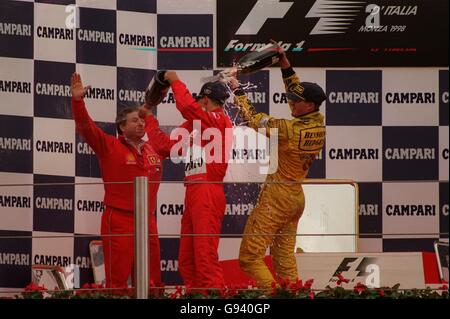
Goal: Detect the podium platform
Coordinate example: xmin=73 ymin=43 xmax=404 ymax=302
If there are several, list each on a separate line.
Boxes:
xmin=220 ymin=252 xmax=444 ymax=289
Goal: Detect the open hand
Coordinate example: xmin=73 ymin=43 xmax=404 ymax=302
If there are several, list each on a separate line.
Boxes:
xmin=138 ymin=105 xmax=152 ymax=119
xmin=270 ymin=39 xmax=290 ymax=69
xmin=71 ymin=73 xmax=91 ymax=101
xmin=164 ymin=71 xmax=179 ymax=84
xmin=228 ymin=76 xmax=240 ymax=91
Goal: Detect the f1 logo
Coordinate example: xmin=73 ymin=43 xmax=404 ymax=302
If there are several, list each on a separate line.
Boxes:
xmin=332 ymin=257 xmax=380 ymax=288
xmin=236 ymin=0 xmax=294 ymax=35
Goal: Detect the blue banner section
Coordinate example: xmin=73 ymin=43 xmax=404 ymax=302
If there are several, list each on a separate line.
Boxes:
xmin=158 ymin=14 xmax=213 ymax=70
xmin=0 ymin=115 xmax=33 ymax=174
xmin=117 ymin=0 xmax=156 ymax=14
xmin=222 ymin=183 xmax=260 ymax=236
xmin=382 ymin=127 xmax=439 ymax=181
xmin=76 ymin=7 xmax=116 ymax=66
xmin=160 ymin=238 xmax=182 ymax=285
xmin=33 ymin=174 xmax=75 ymax=233
xmin=326 ymin=70 xmax=382 ymax=126
xmin=0 ymin=230 xmax=32 ymax=288
xmin=117 ymin=67 xmax=155 ymax=110
xmin=36 ymin=0 xmax=74 ymax=5
xmin=308 ymin=140 xmax=325 ymax=179
xmin=34 ymin=60 xmax=75 ymax=120
xmin=383 ymin=238 xmax=438 ymax=252
xmin=0 ymin=0 xmax=33 ymax=59
xmin=358 ymin=183 xmax=383 ymax=238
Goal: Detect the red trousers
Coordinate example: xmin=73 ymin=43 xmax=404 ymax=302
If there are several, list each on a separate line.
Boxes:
xmin=179 ymin=184 xmax=226 ymax=290
xmin=101 ymin=207 xmax=161 ymax=289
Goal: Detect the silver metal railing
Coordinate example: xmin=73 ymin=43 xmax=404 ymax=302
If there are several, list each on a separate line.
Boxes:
xmin=134 ymin=176 xmax=148 ymax=300
xmin=0 ymin=178 xmax=448 ymax=297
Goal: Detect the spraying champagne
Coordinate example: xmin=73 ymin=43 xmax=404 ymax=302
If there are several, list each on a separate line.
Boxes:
xmin=202 ymin=42 xmax=282 ymax=84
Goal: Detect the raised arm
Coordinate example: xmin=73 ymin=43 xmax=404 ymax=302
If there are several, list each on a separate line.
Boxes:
xmin=228 ymin=75 xmax=288 ymax=140
xmin=274 ymin=44 xmax=304 ymax=113
xmin=140 ymin=106 xmax=190 ymax=158
xmin=163 ymin=71 xmax=221 ymax=130
xmin=71 ymin=73 xmax=113 ymax=157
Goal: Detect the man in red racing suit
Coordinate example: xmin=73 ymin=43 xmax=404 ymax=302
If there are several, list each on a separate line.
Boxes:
xmin=71 ymin=73 xmax=164 ymax=290
xmin=141 ymin=72 xmax=232 ymax=291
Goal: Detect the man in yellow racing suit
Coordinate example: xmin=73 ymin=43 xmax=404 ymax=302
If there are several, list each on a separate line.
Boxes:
xmin=229 ymin=49 xmax=327 ymax=289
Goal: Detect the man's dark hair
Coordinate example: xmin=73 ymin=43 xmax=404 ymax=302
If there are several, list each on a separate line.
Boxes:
xmin=196 ymin=81 xmax=230 ymax=106
xmin=116 ymin=106 xmax=139 ymax=135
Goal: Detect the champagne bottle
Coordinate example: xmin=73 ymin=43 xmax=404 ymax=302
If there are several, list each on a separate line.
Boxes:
xmin=145 ymin=70 xmax=170 ymax=107
xmin=200 ymin=43 xmax=280 ymax=84
xmin=237 ymin=43 xmax=281 ymax=75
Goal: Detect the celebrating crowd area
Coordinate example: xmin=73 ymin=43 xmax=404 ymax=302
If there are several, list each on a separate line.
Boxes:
xmin=71 ymin=45 xmax=326 ymax=293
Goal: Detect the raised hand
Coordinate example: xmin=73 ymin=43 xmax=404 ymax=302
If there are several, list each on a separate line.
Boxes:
xmin=228 ymin=76 xmax=240 ymax=91
xmin=270 ymin=39 xmax=290 ymax=69
xmin=138 ymin=104 xmax=152 ymax=118
xmin=71 ymin=73 xmax=91 ymax=101
xmin=164 ymin=71 xmax=180 ymax=84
